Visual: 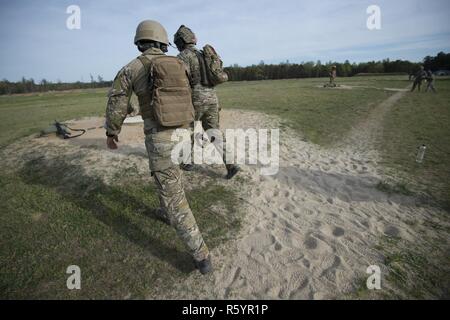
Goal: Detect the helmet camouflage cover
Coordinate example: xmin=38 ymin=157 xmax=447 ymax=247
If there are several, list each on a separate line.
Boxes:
xmin=174 ymin=25 xmax=197 ymax=45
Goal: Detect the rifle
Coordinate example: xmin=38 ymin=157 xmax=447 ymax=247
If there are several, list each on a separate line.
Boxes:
xmin=53 ymin=121 xmax=86 ymax=139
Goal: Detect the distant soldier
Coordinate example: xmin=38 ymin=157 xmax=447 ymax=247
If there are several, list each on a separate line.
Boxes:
xmin=425 ymin=70 xmax=437 ymax=93
xmin=174 ymin=25 xmax=240 ymax=179
xmin=411 ymin=66 xmax=427 ymax=92
xmin=329 ymin=66 xmax=337 ymax=87
xmin=105 ymin=20 xmax=212 ymax=274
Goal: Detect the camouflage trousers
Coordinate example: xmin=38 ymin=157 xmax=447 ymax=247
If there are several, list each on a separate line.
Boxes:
xmin=144 ymin=119 xmax=209 ymax=262
xmin=329 ymin=76 xmax=335 ymax=85
xmin=426 ymin=80 xmax=436 ymax=93
xmin=411 ymin=79 xmax=423 ymax=92
xmin=191 ymin=87 xmax=235 ymax=170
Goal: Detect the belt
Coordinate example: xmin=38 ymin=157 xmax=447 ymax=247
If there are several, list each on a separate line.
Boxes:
xmin=144 ymin=123 xmax=191 ymax=135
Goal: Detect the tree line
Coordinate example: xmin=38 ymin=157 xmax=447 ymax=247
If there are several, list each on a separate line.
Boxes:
xmin=1 ymin=52 xmax=449 ymax=95
xmin=224 ymin=52 xmax=450 ymax=81
xmin=0 ymin=74 xmax=112 ymax=95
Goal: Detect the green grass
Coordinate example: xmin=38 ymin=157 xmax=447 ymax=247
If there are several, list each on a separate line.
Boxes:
xmin=378 ymin=78 xmax=450 ymax=208
xmin=0 ymin=156 xmax=240 ymax=299
xmin=217 ymin=77 xmax=404 ymax=145
xmin=349 ymin=233 xmax=450 ymax=299
xmin=0 ymin=89 xmax=108 ymax=148
xmin=375 ymin=236 xmax=450 ymax=299
xmin=0 ymin=76 xmax=405 ymax=148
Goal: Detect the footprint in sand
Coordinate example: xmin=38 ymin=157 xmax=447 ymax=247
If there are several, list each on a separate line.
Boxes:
xmin=383 ymin=225 xmax=400 ymax=238
xmin=304 ymin=236 xmax=318 ymax=250
xmin=284 ymin=203 xmax=296 ymax=212
xmin=319 ymin=224 xmax=345 ymax=238
xmin=274 ymin=242 xmax=283 ymax=251
xmin=286 ymin=273 xmax=309 ymax=298
xmin=302 ymin=259 xmax=311 ymax=269
xmin=332 ymin=227 xmax=345 ymax=237
xmin=319 ymin=255 xmax=342 ymax=278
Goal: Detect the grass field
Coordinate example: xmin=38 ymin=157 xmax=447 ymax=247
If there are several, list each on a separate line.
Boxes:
xmin=0 ymin=161 xmax=240 ymax=299
xmin=379 ymin=79 xmax=450 ymax=208
xmin=0 ymin=76 xmax=407 ymax=148
xmin=0 ymin=89 xmax=108 ymax=148
xmin=0 ymin=76 xmax=449 ymax=299
xmin=218 ymin=77 xmax=402 ymax=145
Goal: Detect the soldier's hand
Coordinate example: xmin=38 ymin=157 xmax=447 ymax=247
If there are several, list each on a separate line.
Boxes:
xmin=107 ymin=135 xmax=119 ymax=150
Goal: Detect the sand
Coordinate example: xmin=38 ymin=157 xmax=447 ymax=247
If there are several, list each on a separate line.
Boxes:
xmin=161 ymin=94 xmax=448 ymax=299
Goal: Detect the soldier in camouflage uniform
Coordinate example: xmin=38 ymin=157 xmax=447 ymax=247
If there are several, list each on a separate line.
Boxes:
xmin=174 ymin=25 xmax=240 ymax=180
xmin=105 ymin=20 xmax=212 ymax=274
xmin=425 ymin=70 xmax=436 ymax=93
xmin=329 ymin=65 xmax=337 ymax=87
xmin=411 ymin=66 xmax=427 ymax=92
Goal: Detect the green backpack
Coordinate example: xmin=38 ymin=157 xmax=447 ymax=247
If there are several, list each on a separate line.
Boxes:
xmin=200 ymin=45 xmax=228 ymax=87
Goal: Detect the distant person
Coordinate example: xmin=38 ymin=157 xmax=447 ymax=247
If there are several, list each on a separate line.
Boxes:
xmin=105 ymin=20 xmax=212 ymax=275
xmin=329 ymin=66 xmax=337 ymax=87
xmin=425 ymin=70 xmax=437 ymax=93
xmin=411 ymin=66 xmax=427 ymax=92
xmin=174 ymin=25 xmax=240 ymax=179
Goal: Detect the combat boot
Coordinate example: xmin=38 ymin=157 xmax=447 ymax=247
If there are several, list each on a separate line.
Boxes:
xmin=194 ymin=256 xmax=213 ymax=275
xmin=180 ymin=163 xmax=196 ymax=171
xmin=225 ymin=165 xmax=240 ymax=180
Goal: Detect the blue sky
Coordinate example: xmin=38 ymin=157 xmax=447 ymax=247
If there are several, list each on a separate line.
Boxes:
xmin=1 ymin=0 xmax=449 ymax=82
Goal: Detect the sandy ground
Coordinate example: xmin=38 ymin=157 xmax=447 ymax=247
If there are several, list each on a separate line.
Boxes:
xmin=3 ymin=91 xmax=448 ymax=299
xmin=163 ymin=93 xmax=448 ymax=299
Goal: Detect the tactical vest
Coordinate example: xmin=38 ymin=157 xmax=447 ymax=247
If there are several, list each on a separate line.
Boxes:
xmin=134 ymin=54 xmax=160 ymax=121
xmin=137 ymin=53 xmax=194 ymax=127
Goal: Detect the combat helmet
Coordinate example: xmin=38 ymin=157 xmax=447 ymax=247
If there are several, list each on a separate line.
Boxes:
xmin=174 ymin=25 xmax=197 ymax=45
xmin=134 ymin=20 xmax=169 ymax=45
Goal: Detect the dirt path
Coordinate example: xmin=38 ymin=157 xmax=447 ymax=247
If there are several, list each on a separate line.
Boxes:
xmin=339 ymin=90 xmax=406 ymax=153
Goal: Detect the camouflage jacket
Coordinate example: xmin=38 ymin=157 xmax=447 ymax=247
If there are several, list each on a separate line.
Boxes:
xmin=177 ymin=44 xmax=202 ymax=87
xmin=415 ymin=70 xmax=427 ymax=81
xmin=177 ymin=45 xmax=218 ymax=108
xmin=105 ymin=47 xmax=165 ymax=136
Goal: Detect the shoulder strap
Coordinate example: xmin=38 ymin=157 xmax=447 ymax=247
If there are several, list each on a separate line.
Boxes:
xmin=138 ymin=55 xmax=153 ymax=72
xmin=138 ymin=55 xmax=158 ymax=91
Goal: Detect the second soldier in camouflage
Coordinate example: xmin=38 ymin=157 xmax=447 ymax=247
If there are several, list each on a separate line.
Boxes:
xmin=174 ymin=25 xmax=240 ymax=180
